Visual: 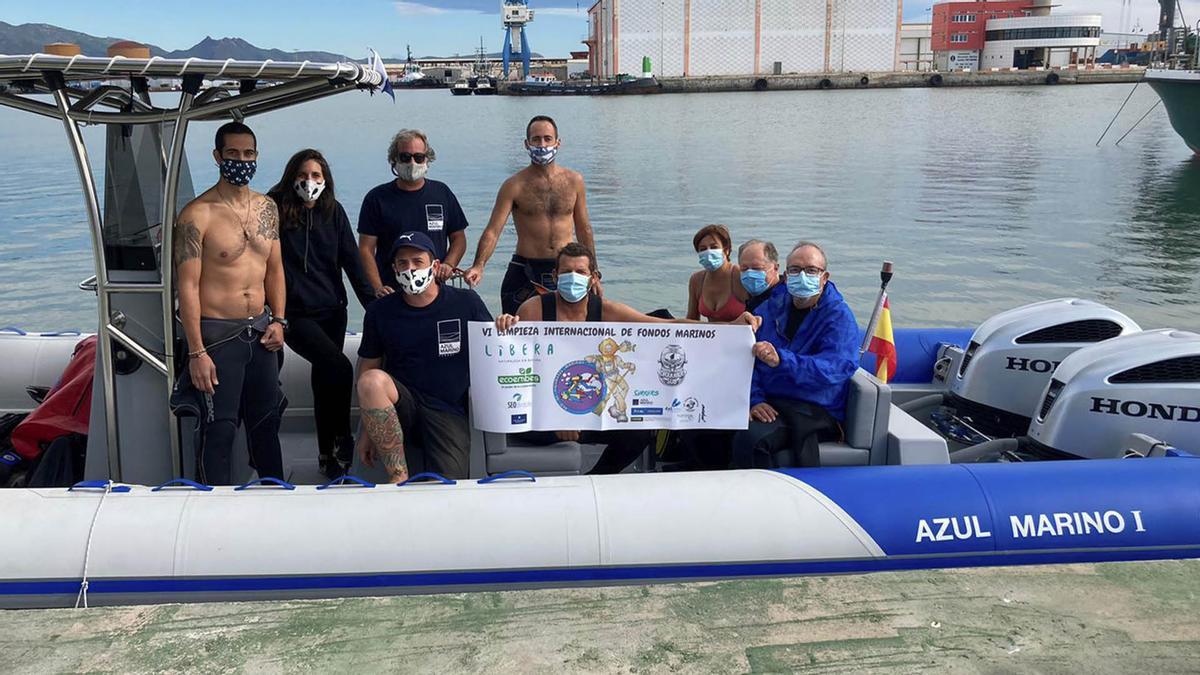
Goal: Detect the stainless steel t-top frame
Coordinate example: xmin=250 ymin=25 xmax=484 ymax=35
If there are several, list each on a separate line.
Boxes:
xmin=0 ymin=54 xmax=384 ymax=482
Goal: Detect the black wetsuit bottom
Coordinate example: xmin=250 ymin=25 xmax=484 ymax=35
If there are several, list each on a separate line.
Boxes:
xmin=177 ymin=313 xmax=285 ymax=485
xmin=500 ymin=254 xmax=557 ymax=315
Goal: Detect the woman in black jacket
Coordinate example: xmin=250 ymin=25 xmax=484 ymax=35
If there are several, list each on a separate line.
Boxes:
xmin=269 ymin=149 xmax=374 ymax=478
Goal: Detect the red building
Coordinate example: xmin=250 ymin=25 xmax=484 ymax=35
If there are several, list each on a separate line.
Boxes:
xmin=931 ymin=1 xmax=1032 ymax=52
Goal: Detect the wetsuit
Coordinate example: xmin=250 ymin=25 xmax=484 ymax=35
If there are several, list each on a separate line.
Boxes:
xmin=499 ymin=255 xmax=558 ymax=315
xmin=171 ymin=312 xmax=285 ymax=485
xmin=516 ymin=293 xmax=652 ymax=475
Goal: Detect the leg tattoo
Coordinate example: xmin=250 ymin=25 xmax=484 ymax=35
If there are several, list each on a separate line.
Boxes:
xmin=362 ymin=406 xmax=407 ymax=479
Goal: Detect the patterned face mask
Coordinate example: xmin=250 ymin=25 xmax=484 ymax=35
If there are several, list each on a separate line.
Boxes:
xmin=293 ymin=179 xmax=326 ymax=203
xmin=396 ymin=264 xmax=436 ymax=295
xmin=220 ymin=159 xmax=256 ymax=186
xmin=528 ymin=144 xmax=558 ymax=166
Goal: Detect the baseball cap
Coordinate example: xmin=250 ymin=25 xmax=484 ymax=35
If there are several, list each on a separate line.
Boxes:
xmin=389 ymin=231 xmax=439 ymax=261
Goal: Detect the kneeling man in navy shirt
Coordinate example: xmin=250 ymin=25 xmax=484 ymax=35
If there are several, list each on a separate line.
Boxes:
xmin=356 ymin=231 xmax=492 ymax=482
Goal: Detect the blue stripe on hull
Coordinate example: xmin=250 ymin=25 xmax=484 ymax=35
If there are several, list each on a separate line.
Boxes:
xmin=4 ymin=547 xmax=1199 ymax=605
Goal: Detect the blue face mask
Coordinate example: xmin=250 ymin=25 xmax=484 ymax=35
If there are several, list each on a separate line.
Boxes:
xmin=787 ymin=271 xmax=823 ymax=299
xmin=740 ymin=269 xmax=770 ymax=296
xmin=219 ymin=158 xmax=256 ymax=186
xmin=528 ymin=145 xmax=558 ymax=166
xmin=557 ymin=271 xmax=589 ymax=303
xmin=698 ymin=249 xmax=725 ymax=272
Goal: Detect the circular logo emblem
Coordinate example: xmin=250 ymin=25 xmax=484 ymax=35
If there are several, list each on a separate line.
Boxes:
xmin=553 ymin=360 xmax=607 ymax=415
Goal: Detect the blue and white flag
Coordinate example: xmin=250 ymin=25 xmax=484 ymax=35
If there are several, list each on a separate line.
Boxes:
xmin=368 ymin=48 xmax=394 ymax=102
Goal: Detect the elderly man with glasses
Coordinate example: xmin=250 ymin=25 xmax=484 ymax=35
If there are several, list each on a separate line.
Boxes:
xmin=731 ymin=241 xmax=860 ymax=469
xmin=357 ymin=129 xmax=470 ymax=297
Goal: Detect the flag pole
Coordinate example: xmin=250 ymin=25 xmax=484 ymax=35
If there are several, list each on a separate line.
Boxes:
xmin=860 ymin=260 xmax=894 ymax=356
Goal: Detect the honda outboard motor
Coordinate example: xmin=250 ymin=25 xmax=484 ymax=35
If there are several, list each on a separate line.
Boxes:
xmin=935 ymin=298 xmax=1139 ymax=440
xmin=1028 ymin=329 xmax=1200 ymax=459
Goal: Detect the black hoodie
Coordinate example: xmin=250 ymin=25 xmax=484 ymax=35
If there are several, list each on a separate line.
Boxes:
xmin=278 ymin=200 xmax=374 ymax=317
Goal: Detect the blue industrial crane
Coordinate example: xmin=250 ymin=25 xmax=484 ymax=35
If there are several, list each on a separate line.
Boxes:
xmin=501 ymin=1 xmax=534 ymax=79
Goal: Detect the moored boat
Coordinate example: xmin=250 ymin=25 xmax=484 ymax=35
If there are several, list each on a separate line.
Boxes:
xmin=1145 ymin=68 xmax=1200 ymax=155
xmin=1 ymin=52 xmax=1198 ymax=610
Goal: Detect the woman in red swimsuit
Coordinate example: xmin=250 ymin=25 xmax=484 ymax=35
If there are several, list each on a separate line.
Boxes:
xmin=686 ymin=223 xmax=748 ymax=322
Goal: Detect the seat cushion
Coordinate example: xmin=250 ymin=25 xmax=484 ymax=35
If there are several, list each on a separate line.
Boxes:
xmin=487 ymin=439 xmax=583 ymax=474
xmin=818 ymin=442 xmax=870 ymax=466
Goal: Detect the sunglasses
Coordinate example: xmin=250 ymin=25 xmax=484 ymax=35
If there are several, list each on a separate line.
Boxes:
xmin=396 ymin=153 xmax=428 ymax=164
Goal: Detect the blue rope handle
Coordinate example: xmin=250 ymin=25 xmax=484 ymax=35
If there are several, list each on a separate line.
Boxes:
xmin=477 ymin=470 xmax=536 ymax=484
xmin=152 ymin=478 xmax=213 ymax=492
xmin=399 ymin=472 xmax=457 ymax=486
xmin=317 ymin=475 xmax=377 ymax=489
xmin=234 ymin=476 xmax=296 ymax=491
xmin=69 ymin=480 xmax=131 ymax=493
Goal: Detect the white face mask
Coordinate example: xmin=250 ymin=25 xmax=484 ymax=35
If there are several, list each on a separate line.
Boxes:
xmin=396 ymin=264 xmax=435 ymax=295
xmin=393 ymin=161 xmax=428 ymax=182
xmin=293 ymin=178 xmax=325 ymax=204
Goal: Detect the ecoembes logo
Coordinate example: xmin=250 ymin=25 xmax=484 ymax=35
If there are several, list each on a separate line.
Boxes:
xmin=498 ymin=367 xmax=540 ymax=386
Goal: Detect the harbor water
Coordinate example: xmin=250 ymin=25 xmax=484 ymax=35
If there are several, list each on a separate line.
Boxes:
xmin=0 ymin=84 xmax=1197 ymax=332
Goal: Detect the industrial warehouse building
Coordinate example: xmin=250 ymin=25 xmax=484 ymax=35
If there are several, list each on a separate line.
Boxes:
xmin=586 ymin=0 xmax=904 ymax=78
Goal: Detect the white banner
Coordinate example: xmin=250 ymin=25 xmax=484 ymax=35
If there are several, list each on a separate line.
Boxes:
xmin=468 ymin=321 xmax=754 ymax=433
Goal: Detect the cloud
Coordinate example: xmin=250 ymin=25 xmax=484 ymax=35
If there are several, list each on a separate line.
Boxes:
xmin=535 ymin=7 xmax=587 ymax=18
xmin=393 ymin=2 xmax=483 ymax=16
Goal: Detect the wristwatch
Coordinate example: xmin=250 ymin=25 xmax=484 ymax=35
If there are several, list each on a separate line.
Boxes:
xmin=270 ymin=316 xmax=289 ymax=329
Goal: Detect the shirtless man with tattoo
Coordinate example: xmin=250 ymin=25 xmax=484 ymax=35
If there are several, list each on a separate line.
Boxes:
xmin=462 ymin=115 xmax=598 ymax=314
xmin=356 ymin=232 xmax=491 ymax=482
xmin=172 ymin=121 xmax=286 ymax=485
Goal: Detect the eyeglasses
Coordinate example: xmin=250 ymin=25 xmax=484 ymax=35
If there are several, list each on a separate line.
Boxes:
xmin=786 ymin=266 xmax=825 ymax=276
xmin=396 ymin=153 xmax=428 ymax=164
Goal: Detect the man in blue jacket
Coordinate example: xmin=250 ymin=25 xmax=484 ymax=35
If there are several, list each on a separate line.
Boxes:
xmin=732 ymin=242 xmax=859 ymax=468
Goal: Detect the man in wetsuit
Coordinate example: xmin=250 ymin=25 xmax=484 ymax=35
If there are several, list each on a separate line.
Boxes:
xmin=173 ymin=121 xmax=286 ymax=485
xmin=462 ymin=115 xmax=598 ymax=314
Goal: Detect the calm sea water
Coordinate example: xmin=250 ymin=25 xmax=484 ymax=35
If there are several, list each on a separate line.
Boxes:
xmin=0 ymin=85 xmax=1197 ymax=332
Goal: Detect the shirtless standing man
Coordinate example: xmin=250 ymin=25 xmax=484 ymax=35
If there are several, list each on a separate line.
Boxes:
xmin=173 ymin=121 xmax=287 ymax=485
xmin=462 ymin=115 xmax=598 ymax=314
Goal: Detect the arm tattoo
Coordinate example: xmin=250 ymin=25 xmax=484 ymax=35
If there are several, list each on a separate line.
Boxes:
xmin=256 ymin=199 xmax=280 ymax=241
xmin=173 ymin=221 xmax=202 ymax=264
xmin=362 ymin=406 xmax=407 ymax=475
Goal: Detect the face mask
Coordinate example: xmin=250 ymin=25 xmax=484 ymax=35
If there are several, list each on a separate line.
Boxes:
xmin=397 ymin=264 xmax=435 ymax=295
xmin=293 ymin=179 xmax=325 ymax=204
xmin=741 ymin=269 xmax=770 ymax=296
xmin=220 ymin=158 xmax=256 ymax=186
xmin=393 ymin=161 xmax=428 ymax=182
xmin=557 ymin=272 xmax=589 ymax=303
xmin=787 ymin=271 xmax=823 ymax=299
xmin=698 ymin=249 xmax=725 ymax=272
xmin=528 ymin=144 xmax=558 ymax=166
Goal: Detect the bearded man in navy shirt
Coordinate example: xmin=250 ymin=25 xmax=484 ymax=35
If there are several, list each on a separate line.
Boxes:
xmin=356 ymin=232 xmax=491 ymax=482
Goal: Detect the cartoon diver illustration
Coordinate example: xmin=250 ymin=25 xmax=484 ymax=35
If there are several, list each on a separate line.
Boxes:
xmin=585 ymin=337 xmax=636 ymax=422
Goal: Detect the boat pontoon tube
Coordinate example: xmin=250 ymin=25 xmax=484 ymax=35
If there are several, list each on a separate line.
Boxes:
xmin=2 ymin=459 xmax=1198 ymax=608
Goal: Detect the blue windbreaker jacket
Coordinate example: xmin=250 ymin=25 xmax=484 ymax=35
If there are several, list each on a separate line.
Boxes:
xmin=749 ymin=280 xmax=860 ymax=420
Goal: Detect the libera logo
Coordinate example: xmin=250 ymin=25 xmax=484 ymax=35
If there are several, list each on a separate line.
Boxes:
xmin=1090 ymin=397 xmax=1200 ymax=422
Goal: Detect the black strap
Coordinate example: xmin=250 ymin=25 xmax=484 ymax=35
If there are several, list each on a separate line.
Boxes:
xmin=540 ymin=292 xmax=602 ymax=322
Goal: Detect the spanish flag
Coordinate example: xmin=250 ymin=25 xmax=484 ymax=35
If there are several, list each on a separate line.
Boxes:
xmin=868 ymin=297 xmax=897 ymax=384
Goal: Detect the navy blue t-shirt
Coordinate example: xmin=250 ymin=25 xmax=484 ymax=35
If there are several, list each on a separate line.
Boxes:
xmin=357 ymin=179 xmax=469 ymax=289
xmin=358 ymin=286 xmax=492 ymax=415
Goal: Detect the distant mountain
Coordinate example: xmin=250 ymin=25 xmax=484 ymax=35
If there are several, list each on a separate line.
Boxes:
xmin=0 ymin=21 xmax=347 ymax=62
xmin=0 ymin=21 xmax=166 ymax=57
xmin=161 ymin=36 xmax=347 ymax=63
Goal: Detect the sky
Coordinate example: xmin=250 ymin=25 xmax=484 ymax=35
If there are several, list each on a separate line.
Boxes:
xmin=2 ymin=1 xmax=1198 ymax=59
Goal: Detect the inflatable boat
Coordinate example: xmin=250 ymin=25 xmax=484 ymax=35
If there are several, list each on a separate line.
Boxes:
xmin=1 ymin=54 xmax=1197 ymax=609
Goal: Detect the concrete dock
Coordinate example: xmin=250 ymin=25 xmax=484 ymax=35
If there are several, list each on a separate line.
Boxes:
xmin=500 ymin=67 xmax=1143 ymax=95
xmin=3 ymin=559 xmax=1197 ymax=673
